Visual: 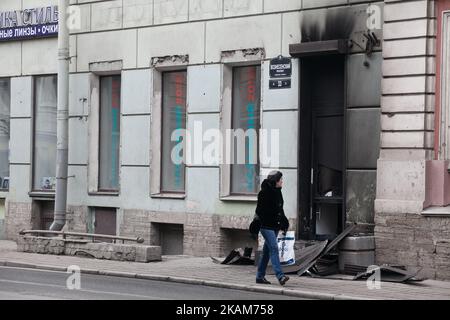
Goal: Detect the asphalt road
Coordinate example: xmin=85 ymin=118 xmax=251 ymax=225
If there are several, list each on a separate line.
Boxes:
xmin=0 ymin=266 xmax=302 ymax=300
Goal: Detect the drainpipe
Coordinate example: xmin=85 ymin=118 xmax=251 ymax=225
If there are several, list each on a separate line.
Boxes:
xmin=50 ymin=0 xmax=70 ymax=231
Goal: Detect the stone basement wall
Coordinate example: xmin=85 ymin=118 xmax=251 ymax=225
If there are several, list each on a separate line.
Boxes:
xmin=0 ymin=219 xmax=5 ymax=240
xmin=17 ymin=235 xmax=162 ymax=263
xmin=18 ymin=236 xmax=65 ymax=255
xmin=120 ymin=210 xmax=249 ymax=257
xmin=5 ymin=204 xmax=89 ymax=241
xmin=66 ymin=206 xmax=89 ymax=233
xmin=119 ymin=209 xmax=297 ymax=257
xmin=5 ymin=202 xmax=32 ymax=241
xmin=375 ymin=212 xmax=450 ymax=280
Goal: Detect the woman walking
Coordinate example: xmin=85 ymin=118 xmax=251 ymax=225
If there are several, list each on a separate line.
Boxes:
xmin=255 ymin=171 xmax=290 ymax=286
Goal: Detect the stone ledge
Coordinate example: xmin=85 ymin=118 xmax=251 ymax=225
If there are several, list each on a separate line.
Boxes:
xmin=375 ymin=199 xmax=425 ymax=214
xmin=421 ymin=206 xmax=450 ymax=217
xmin=17 ymin=235 xmax=161 ymax=263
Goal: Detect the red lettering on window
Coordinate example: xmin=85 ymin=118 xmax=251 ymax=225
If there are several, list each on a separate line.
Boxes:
xmin=173 ymin=73 xmax=185 ymax=105
xmin=246 ymin=66 xmax=256 ymax=102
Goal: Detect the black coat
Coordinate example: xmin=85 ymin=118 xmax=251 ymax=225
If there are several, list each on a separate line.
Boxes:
xmin=255 ymin=179 xmax=289 ymax=232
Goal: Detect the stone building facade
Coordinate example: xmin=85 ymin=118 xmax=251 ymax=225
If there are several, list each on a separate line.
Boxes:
xmin=0 ymin=0 xmax=449 ymax=279
xmin=375 ymin=0 xmax=450 ymax=280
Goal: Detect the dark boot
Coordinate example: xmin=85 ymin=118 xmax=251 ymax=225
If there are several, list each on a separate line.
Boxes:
xmin=278 ymin=275 xmax=289 ymax=286
xmin=256 ymin=277 xmax=271 ymax=285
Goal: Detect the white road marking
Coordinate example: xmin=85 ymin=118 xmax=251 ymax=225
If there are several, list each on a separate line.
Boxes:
xmin=0 ymin=278 xmax=165 ymax=300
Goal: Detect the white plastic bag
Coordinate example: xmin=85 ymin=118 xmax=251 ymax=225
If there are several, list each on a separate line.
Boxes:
xmin=278 ymin=231 xmax=295 ymax=266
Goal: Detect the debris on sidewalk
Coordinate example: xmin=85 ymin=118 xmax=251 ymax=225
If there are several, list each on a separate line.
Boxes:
xmin=342 ymin=264 xmax=369 ymax=275
xmin=343 ymin=264 xmax=409 ymax=276
xmin=310 ymin=253 xmax=340 ymax=276
xmin=211 ymin=247 xmax=254 ymax=265
xmin=353 ymin=265 xmax=425 ymax=283
xmin=292 ymin=223 xmax=357 ymax=277
xmin=212 ymin=223 xmax=427 ymax=285
xmin=295 ymin=223 xmax=426 ymax=283
xmin=267 ymin=240 xmax=328 ymax=275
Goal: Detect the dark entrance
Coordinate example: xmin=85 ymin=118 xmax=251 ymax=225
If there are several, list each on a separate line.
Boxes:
xmin=299 ymin=55 xmax=346 ymax=240
xmin=31 ymin=200 xmax=55 ymax=231
xmin=151 ymin=223 xmax=184 ymax=255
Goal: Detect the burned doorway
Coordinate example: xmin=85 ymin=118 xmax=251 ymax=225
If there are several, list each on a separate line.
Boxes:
xmin=299 ymin=55 xmax=346 ymax=241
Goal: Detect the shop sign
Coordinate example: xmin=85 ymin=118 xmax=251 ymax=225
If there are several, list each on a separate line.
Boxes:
xmin=0 ymin=6 xmax=58 ymax=41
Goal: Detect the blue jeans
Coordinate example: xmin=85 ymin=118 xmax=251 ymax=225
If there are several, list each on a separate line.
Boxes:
xmin=257 ymin=228 xmax=284 ymax=280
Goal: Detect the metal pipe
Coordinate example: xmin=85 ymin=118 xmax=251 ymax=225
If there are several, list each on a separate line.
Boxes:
xmin=51 ymin=0 xmax=70 ymax=231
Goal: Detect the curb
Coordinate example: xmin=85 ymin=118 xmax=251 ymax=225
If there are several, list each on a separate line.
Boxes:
xmin=5 ymin=261 xmax=37 ymax=269
xmin=29 ymin=264 xmax=68 ymax=272
xmin=0 ymin=259 xmax=364 ymax=300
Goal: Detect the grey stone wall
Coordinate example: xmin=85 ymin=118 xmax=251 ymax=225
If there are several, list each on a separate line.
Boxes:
xmin=66 ymin=206 xmax=89 ymax=233
xmin=184 ymin=214 xmax=223 ymax=256
xmin=5 ymin=202 xmax=32 ymax=240
xmin=0 ymin=219 xmax=4 ymax=240
xmin=17 ymin=235 xmax=162 ymax=263
xmin=118 ymin=208 xmax=297 ymax=257
xmin=375 ymin=212 xmax=450 ymax=280
xmin=17 ymin=235 xmax=65 ymax=255
xmin=120 ymin=209 xmax=250 ymax=257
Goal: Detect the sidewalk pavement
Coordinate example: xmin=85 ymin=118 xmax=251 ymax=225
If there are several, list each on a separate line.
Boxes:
xmin=1 ymin=240 xmax=449 ymax=300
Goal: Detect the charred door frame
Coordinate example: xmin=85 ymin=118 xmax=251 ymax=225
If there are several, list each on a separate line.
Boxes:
xmin=293 ymin=42 xmax=348 ymax=241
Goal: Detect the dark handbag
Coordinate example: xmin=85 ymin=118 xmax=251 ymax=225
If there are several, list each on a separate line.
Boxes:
xmin=277 ymin=212 xmax=290 ymax=232
xmin=249 ymin=214 xmax=261 ymax=236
